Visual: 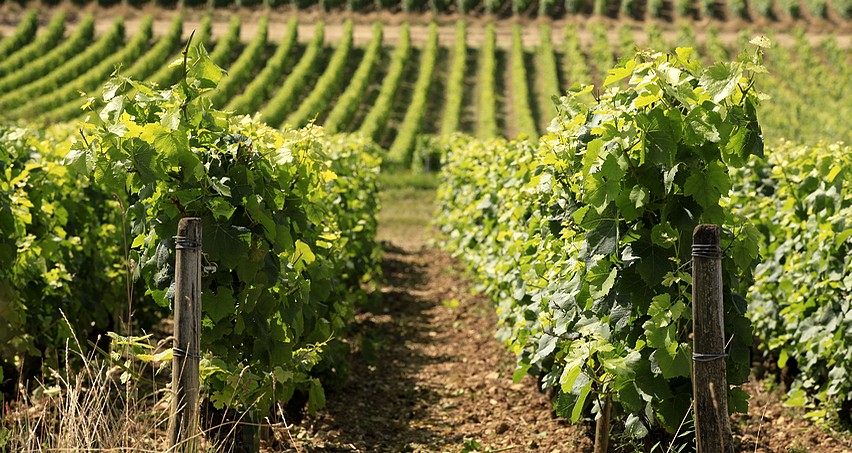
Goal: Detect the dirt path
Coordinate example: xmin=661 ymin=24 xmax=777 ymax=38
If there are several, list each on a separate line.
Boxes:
xmin=274 ymin=188 xmax=590 ymax=452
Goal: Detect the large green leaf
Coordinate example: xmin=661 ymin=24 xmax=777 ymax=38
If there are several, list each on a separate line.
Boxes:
xmin=699 ymin=62 xmax=742 ymax=103
xmin=683 ymin=161 xmax=731 ymax=210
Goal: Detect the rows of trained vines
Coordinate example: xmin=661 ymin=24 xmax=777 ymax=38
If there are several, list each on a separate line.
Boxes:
xmin=0 ymin=11 xmax=65 ymax=78
xmin=148 ymin=15 xmax=213 ymax=87
xmin=209 ymin=15 xmax=242 ymax=67
xmin=0 ymin=14 xmax=848 ymax=161
xmin=0 ymin=14 xmax=95 ymax=95
xmin=260 ymin=21 xmax=326 ymax=127
xmin=1 ymin=8 xmax=852 ymax=451
xmin=226 ymin=18 xmax=298 ymax=115
xmin=729 ymin=141 xmax=852 ymax=422
xmin=286 ymin=20 xmax=354 ymax=128
xmin=438 ymin=21 xmax=467 ymax=135
xmin=509 ymin=24 xmax=537 ymax=139
xmin=438 ymin=40 xmax=832 ymax=444
xmin=0 ymin=10 xmax=38 ymax=61
xmin=561 ymin=23 xmax=590 ymax=88
xmin=210 ymin=15 xmax=268 ymax=108
xmin=12 ymin=17 xmax=154 ymax=120
xmin=386 ymin=23 xmax=438 ymax=167
xmin=477 ymin=23 xmax=499 ymax=138
xmin=323 ymin=22 xmax=382 ymax=134
xmin=431 ymin=38 xmax=851 ymax=449
xmin=436 ymin=41 xmax=772 ymax=446
xmin=7 ymin=0 xmax=852 ymax=20
xmin=0 ymin=17 xmax=125 ymax=112
xmin=46 ymin=14 xmax=186 ymax=121
xmin=534 ymin=24 xmax=560 ymax=129
xmin=358 ymin=22 xmax=410 ymax=141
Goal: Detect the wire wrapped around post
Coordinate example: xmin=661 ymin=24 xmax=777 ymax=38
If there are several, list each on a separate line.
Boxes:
xmin=168 ymin=218 xmax=202 ymax=452
xmin=691 ymin=224 xmax=734 ymax=453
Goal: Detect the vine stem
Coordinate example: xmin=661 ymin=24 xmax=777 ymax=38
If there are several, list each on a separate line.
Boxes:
xmin=112 ymin=193 xmax=132 ymax=336
xmin=594 ymin=394 xmax=612 ymax=453
xmin=621 ymin=139 xmax=641 ymax=174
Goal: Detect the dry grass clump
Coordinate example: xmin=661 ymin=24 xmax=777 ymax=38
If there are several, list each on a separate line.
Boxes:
xmin=2 ymin=326 xmax=172 ymax=452
xmin=0 ymin=320 xmax=303 ymax=452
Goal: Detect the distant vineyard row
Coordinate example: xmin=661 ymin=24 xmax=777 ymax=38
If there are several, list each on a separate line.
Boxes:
xmin=4 ymin=0 xmax=852 ymax=20
xmin=0 ymin=12 xmax=849 ymax=166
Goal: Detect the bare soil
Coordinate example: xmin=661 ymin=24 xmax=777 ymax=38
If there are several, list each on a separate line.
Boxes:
xmin=276 ymin=243 xmax=591 ymax=452
xmin=733 ymin=380 xmax=852 ymax=452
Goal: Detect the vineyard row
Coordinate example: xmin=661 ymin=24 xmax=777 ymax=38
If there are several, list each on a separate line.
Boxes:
xmin=0 ymin=14 xmax=848 ymax=161
xmin=2 ymin=0 xmax=851 ymax=20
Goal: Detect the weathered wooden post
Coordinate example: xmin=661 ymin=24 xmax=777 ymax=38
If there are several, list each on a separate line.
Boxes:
xmin=168 ymin=217 xmax=202 ymax=452
xmin=691 ymin=224 xmax=734 ymax=453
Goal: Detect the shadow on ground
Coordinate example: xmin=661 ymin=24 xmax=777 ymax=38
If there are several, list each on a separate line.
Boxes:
xmin=295 ymin=243 xmax=463 ymax=452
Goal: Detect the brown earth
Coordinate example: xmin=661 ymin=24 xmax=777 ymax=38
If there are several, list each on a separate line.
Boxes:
xmin=733 ymin=380 xmax=852 ymax=453
xmin=278 ymin=243 xmax=592 ymax=452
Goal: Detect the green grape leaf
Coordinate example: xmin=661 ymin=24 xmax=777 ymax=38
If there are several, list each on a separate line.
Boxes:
xmin=631 ymin=237 xmax=672 ymax=286
xmin=63 ymin=146 xmax=91 ymax=175
xmin=123 ymin=138 xmax=159 ymax=184
xmin=93 ymin=159 xmax=128 ymax=194
xmin=572 ymin=378 xmax=592 ymax=423
xmin=588 ymin=261 xmax=617 ymax=300
xmin=630 ymin=184 xmax=649 ymax=206
xmin=684 ymin=110 xmax=721 ymax=145
xmin=616 ymin=185 xmax=647 ymax=222
xmin=209 ymin=177 xmax=232 ymax=198
xmin=139 ymin=124 xmax=188 ymax=163
xmin=684 ymin=162 xmax=731 ymax=210
xmin=638 ymin=107 xmax=679 ymax=169
xmin=292 ymin=240 xmax=316 ymax=267
xmin=583 ymin=219 xmax=618 ymax=260
xmin=785 ymin=389 xmax=807 ymax=407
xmin=699 ymin=62 xmax=742 ymax=103
xmin=582 ymin=139 xmax=603 ymax=176
xmin=728 ymin=387 xmax=750 ymax=413
xmin=625 ymin=413 xmax=649 ymax=438
xmin=601 ymin=350 xmax=641 ymax=377
xmin=663 ymin=165 xmax=679 ymax=194
xmin=205 ymin=287 xmax=235 ymax=323
xmin=208 ymin=198 xmax=236 ymax=221
xmin=187 ymin=43 xmax=224 ymax=89
xmin=604 ymin=58 xmax=635 ymax=86
xmin=205 ymin=222 xmax=251 ymax=263
xmin=656 ymin=392 xmax=692 ymax=432
xmin=103 ymin=77 xmax=125 ymax=102
xmin=308 ymin=378 xmax=326 ymax=415
xmin=513 ymin=362 xmax=532 ymax=383
xmin=160 ymin=107 xmax=182 ymax=131
xmin=651 ymin=346 xmax=691 ymax=379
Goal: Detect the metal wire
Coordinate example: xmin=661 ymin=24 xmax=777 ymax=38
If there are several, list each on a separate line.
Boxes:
xmin=172 ymin=347 xmax=204 ymax=360
xmin=692 ymin=352 xmax=728 ymax=362
xmin=692 ymin=243 xmax=722 ymax=259
xmin=173 ymin=235 xmax=202 ymax=250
